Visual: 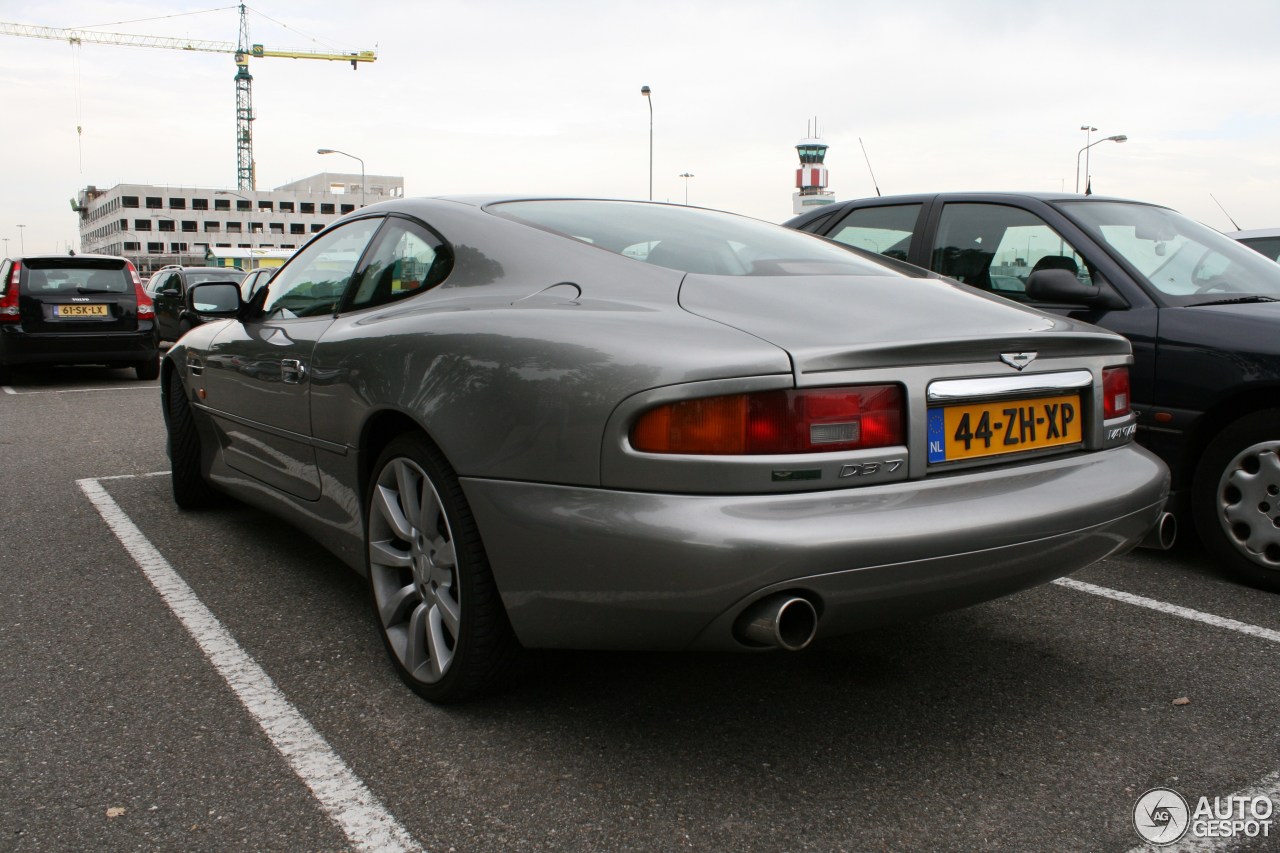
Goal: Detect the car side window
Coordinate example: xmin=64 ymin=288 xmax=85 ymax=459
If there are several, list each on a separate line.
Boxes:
xmin=932 ymin=203 xmax=1093 ymax=302
xmin=827 ymin=204 xmax=920 ymax=262
xmin=347 ymin=219 xmax=453 ymax=311
xmin=261 ymin=217 xmax=382 ymax=320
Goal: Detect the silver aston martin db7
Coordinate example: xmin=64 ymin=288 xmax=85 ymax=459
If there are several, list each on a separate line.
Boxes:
xmin=162 ymin=197 xmax=1170 ymax=703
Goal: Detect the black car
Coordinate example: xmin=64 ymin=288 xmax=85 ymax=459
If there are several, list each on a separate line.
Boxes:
xmin=149 ymin=265 xmax=247 ymax=342
xmin=0 ymin=253 xmax=159 ymax=383
xmin=787 ymin=192 xmax=1280 ymax=592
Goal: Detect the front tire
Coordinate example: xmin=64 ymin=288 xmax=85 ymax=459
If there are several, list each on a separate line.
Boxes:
xmin=366 ymin=433 xmax=519 ymax=703
xmin=1192 ymin=409 xmax=1280 ymax=592
xmin=165 ymin=373 xmax=223 ymax=509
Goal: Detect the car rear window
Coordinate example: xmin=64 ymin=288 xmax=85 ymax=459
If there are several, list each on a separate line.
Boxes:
xmin=23 ymin=260 xmax=130 ymax=294
xmin=187 ymin=270 xmax=245 ymax=286
xmin=489 ymin=199 xmax=896 ymax=277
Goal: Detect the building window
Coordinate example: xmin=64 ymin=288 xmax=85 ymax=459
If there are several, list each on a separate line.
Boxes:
xmin=269 ymin=222 xmax=284 ymax=234
xmin=236 ymin=200 xmax=251 ymax=211
xmin=145 ymin=197 xmax=162 ymax=209
xmin=135 ymin=220 xmax=152 ymax=231
xmin=311 ymin=224 xmax=324 ymax=232
xmin=192 ymin=198 xmax=209 ymax=211
xmin=320 ymin=203 xmax=335 ymax=215
xmin=300 ymin=202 xmax=316 ymax=214
xmin=214 ymin=198 xmax=231 ymax=211
xmin=158 ymin=220 xmax=176 ymax=232
xmin=250 ymin=223 xmax=264 ymax=235
xmin=279 ymin=202 xmax=294 ymax=212
xmin=147 ymin=242 xmax=163 ymax=253
xmin=182 ymin=221 xmax=197 ymax=232
xmin=340 ymin=204 xmax=355 ymax=214
xmin=257 ymin=201 xmax=274 ymax=212
xmin=123 ymin=241 xmax=140 ymax=251
xmin=205 ymin=222 xmax=221 ymax=232
xmin=226 ymin=222 xmax=242 ymax=233
xmin=281 ymin=244 xmax=295 ymax=249
xmin=171 ymin=243 xmax=187 ymax=253
xmin=122 ymin=196 xmax=139 ymax=208
xmin=169 ymin=197 xmax=187 ymax=210
xmin=290 ymin=223 xmax=305 ymax=234
xmin=216 ymin=242 xmax=231 ymax=248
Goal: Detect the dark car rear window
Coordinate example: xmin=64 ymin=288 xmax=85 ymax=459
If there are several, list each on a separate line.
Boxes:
xmin=187 ymin=270 xmax=245 ymax=286
xmin=23 ymin=259 xmax=130 ymax=294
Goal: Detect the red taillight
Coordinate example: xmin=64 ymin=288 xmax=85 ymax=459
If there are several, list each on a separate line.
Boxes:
xmin=631 ymin=385 xmax=904 ymax=454
xmin=1103 ymin=367 xmax=1130 ymax=419
xmin=0 ymin=261 xmax=20 ymax=323
xmin=129 ymin=261 xmax=154 ymax=319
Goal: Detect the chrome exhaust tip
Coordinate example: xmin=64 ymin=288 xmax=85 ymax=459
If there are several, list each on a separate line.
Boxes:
xmin=1139 ymin=511 xmax=1177 ymax=551
xmin=735 ymin=594 xmax=819 ymax=651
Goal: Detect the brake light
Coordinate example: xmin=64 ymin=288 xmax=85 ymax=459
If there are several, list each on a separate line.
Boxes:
xmin=0 ymin=261 xmax=19 ymax=323
xmin=631 ymin=385 xmax=904 ymax=454
xmin=129 ymin=262 xmax=154 ymax=319
xmin=1103 ymin=367 xmax=1130 ymax=419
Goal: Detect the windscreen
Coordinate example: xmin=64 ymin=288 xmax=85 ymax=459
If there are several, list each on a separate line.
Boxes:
xmin=23 ymin=258 xmax=130 ymax=294
xmin=490 ymin=199 xmax=898 ymax=277
xmin=1062 ymin=201 xmax=1280 ymax=303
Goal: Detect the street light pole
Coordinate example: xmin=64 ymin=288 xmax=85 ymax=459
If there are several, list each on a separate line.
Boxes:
xmin=17 ymin=224 xmax=25 ymax=255
xmin=641 ymin=86 xmax=653 ymax=201
xmin=317 ymin=148 xmax=365 ymax=208
xmin=679 ymin=172 xmax=694 ymax=205
xmin=1076 ymin=126 xmax=1096 ymax=193
xmin=1075 ymin=134 xmax=1128 ymax=195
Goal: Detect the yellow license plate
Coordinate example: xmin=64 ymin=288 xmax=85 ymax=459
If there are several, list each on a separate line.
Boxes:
xmin=55 ymin=304 xmax=109 ymax=317
xmin=927 ymin=393 xmax=1082 ymax=463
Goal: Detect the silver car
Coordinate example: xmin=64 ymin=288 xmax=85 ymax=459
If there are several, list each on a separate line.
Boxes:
xmin=162 ymin=197 xmax=1169 ymax=703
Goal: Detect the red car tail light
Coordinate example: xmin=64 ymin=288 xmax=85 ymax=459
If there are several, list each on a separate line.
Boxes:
xmin=631 ymin=385 xmax=904 ymax=455
xmin=129 ymin=262 xmax=154 ymax=319
xmin=1103 ymin=367 xmax=1130 ymax=419
xmin=0 ymin=261 xmax=20 ymax=323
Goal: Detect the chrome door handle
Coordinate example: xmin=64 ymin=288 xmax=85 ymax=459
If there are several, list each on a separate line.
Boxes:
xmin=281 ymin=358 xmax=307 ymax=384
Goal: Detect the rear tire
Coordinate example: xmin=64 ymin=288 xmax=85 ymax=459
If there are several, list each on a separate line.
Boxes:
xmin=1192 ymin=409 xmax=1280 ymax=593
xmin=366 ymin=433 xmax=519 ymax=703
xmin=0 ymin=364 xmax=11 ymax=385
xmin=166 ymin=373 xmax=223 ymax=509
xmin=135 ymin=355 xmax=160 ymax=381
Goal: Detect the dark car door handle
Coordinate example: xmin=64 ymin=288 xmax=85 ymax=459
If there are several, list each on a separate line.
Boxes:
xmin=281 ymin=359 xmax=307 ymax=384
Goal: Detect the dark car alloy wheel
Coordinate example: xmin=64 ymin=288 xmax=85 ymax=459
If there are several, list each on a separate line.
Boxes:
xmin=1194 ymin=409 xmax=1280 ymax=592
xmin=366 ymin=433 xmax=518 ymax=703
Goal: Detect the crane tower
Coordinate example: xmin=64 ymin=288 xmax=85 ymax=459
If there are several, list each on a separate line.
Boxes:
xmin=0 ymin=5 xmax=376 ymax=190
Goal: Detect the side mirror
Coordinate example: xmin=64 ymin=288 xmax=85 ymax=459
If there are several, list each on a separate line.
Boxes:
xmin=1026 ymin=268 xmax=1126 ymax=309
xmin=187 ymin=281 xmax=241 ymax=316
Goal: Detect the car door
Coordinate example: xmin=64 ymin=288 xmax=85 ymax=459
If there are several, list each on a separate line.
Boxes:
xmin=151 ymin=270 xmax=181 ymax=340
xmin=198 ymin=216 xmax=384 ymax=500
xmin=822 ymin=201 xmax=928 ymax=265
xmin=926 ymin=199 xmax=1159 ymax=413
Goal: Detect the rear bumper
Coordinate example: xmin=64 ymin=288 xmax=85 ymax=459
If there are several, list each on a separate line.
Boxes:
xmin=0 ymin=325 xmax=158 ymax=367
xmin=462 ymin=444 xmax=1170 ymax=651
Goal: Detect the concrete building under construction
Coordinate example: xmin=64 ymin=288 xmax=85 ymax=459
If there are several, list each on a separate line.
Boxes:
xmin=74 ymin=171 xmax=404 ymax=274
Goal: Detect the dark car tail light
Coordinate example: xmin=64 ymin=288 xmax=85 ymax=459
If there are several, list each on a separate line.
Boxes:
xmin=128 ymin=262 xmax=154 ymax=320
xmin=1 ymin=261 xmax=20 ymax=323
xmin=631 ymin=385 xmax=904 ymax=455
xmin=1103 ymin=367 xmax=1130 ymax=419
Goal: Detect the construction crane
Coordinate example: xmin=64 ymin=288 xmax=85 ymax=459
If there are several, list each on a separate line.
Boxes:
xmin=0 ymin=5 xmax=376 ymax=190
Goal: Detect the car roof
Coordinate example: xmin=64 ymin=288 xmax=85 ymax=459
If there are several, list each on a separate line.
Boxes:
xmin=819 ymin=191 xmax=1159 ymax=206
xmin=1226 ymin=228 xmax=1280 ymax=239
xmin=12 ymin=253 xmax=127 ymax=263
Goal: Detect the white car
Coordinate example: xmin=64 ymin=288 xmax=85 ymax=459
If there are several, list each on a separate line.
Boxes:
xmin=1227 ymin=228 xmax=1280 ymax=262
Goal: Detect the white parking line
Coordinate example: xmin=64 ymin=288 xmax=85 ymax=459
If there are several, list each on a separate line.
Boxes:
xmin=1053 ymin=578 xmax=1280 ymax=644
xmin=3 ymin=385 xmax=158 ymax=395
xmin=77 ymin=476 xmax=424 ymax=853
xmin=1056 ymin=578 xmax=1280 ymax=851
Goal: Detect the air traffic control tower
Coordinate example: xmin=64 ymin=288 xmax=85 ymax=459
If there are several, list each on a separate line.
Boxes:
xmin=792 ymin=135 xmax=835 ymax=216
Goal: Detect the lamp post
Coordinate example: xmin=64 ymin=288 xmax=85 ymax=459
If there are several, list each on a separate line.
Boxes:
xmin=679 ymin=172 xmax=694 ymax=205
xmin=2 ymin=238 xmax=9 ymax=257
xmin=17 ymin=224 xmax=25 ymax=255
xmin=317 ymin=148 xmax=365 ymax=208
xmin=641 ymin=86 xmax=653 ymax=200
xmin=1076 ymin=134 xmax=1128 ymax=195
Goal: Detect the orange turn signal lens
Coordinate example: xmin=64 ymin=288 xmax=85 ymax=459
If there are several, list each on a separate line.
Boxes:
xmin=631 ymin=385 xmax=903 ymax=455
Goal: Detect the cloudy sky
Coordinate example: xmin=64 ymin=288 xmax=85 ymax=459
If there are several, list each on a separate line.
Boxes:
xmin=2 ymin=0 xmax=1278 ymax=254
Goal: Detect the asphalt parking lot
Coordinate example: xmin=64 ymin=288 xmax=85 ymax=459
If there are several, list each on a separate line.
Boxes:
xmin=3 ymin=365 xmax=1279 ymax=853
